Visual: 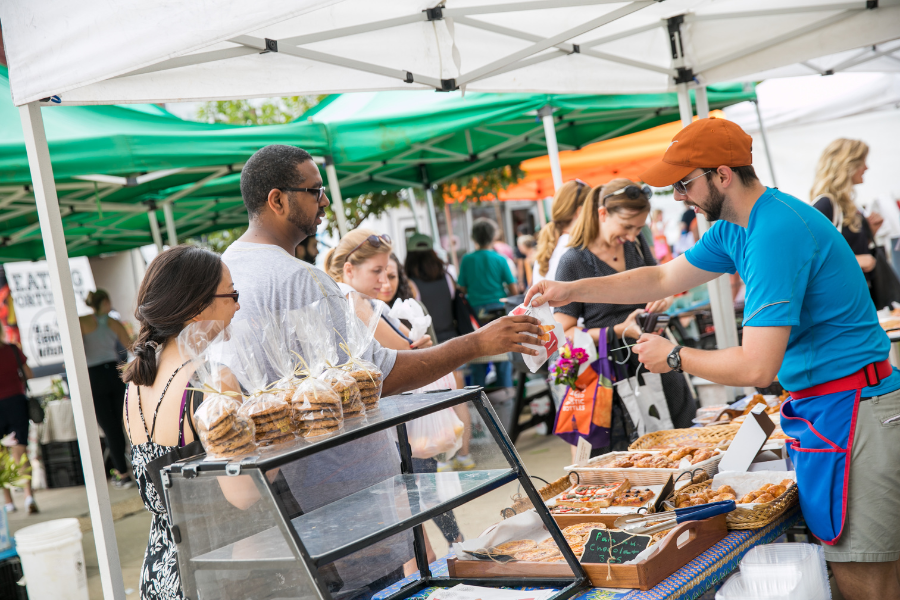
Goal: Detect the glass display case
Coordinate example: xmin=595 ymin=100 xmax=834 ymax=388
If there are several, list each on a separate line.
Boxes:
xmin=162 ymin=387 xmax=588 ymax=600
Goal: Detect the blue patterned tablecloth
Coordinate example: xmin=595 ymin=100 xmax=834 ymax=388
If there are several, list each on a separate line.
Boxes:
xmin=375 ymin=507 xmax=801 ymax=600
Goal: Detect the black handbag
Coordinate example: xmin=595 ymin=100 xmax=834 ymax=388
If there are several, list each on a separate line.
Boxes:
xmin=870 ymin=246 xmax=900 ymax=310
xmin=9 ymin=344 xmax=43 ymax=424
xmin=451 ymin=289 xmax=478 ymax=335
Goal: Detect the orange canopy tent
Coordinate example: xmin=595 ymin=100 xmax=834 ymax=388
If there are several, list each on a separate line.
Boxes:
xmin=498 ymin=110 xmax=725 ymax=200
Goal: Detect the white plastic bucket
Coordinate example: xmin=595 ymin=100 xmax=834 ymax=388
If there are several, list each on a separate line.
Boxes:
xmin=15 ymin=518 xmax=89 ymax=600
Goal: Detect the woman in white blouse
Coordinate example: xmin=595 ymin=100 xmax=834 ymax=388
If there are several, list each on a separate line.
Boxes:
xmin=532 ymin=180 xmax=587 ymax=285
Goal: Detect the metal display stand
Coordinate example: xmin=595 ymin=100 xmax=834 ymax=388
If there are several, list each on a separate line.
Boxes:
xmin=162 ymin=388 xmax=589 ymax=600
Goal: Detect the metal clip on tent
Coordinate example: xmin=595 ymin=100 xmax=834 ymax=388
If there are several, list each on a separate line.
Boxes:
xmin=614 ymin=500 xmax=735 ymax=535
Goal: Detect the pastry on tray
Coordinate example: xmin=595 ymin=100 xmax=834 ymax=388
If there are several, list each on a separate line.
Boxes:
xmin=492 ymin=539 xmax=536 ymax=555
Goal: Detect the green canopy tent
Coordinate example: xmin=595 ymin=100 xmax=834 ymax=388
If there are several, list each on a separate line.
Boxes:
xmin=155 ymin=83 xmax=755 ymax=238
xmin=0 ymin=65 xmax=328 ymax=261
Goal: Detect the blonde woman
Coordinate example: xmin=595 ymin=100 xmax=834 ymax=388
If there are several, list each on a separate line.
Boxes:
xmin=553 ymin=179 xmax=696 ymax=454
xmin=324 ymin=229 xmax=464 ymax=563
xmin=811 ymin=139 xmax=881 ymax=279
xmin=532 ymin=180 xmax=587 ymax=285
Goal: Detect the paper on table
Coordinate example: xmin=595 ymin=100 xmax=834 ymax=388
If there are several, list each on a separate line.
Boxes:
xmin=426 ymin=584 xmax=557 ymax=600
xmin=712 ymin=470 xmax=796 ymax=506
xmin=389 ymin=298 xmax=432 ymax=341
xmin=454 ymin=510 xmax=552 ymax=560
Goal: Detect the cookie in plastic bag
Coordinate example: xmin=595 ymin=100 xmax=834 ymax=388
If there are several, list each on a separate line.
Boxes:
xmin=177 ymin=321 xmax=256 ymax=458
xmin=340 ymin=292 xmax=386 ymax=410
xmin=229 ymin=318 xmax=295 ymax=447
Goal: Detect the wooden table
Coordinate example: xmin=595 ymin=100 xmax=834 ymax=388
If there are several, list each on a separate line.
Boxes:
xmin=374 ymin=507 xmax=802 ymax=600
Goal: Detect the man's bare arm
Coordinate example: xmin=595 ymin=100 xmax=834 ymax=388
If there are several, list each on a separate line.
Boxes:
xmin=634 ymin=325 xmax=790 ymax=388
xmin=525 ymin=255 xmax=720 ymax=308
xmin=383 ymin=315 xmax=541 ymax=395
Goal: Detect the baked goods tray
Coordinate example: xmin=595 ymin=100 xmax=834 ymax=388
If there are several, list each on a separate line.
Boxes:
xmin=448 ymin=514 xmax=728 ymax=590
xmin=564 ymin=451 xmax=723 ymax=486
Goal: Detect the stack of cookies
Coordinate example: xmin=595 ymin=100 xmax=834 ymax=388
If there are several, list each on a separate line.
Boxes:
xmin=321 ymin=368 xmax=364 ymax=418
xmin=291 ymin=381 xmax=343 ymax=438
xmin=197 ymin=397 xmax=256 ymax=458
xmin=239 ymin=397 xmax=294 ymax=447
xmin=349 ymin=366 xmax=382 ymax=410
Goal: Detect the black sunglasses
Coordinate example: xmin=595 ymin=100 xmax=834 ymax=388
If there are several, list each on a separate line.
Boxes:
xmin=603 ymin=184 xmax=653 ymax=204
xmin=277 ymin=186 xmax=327 ymax=201
xmin=213 ymin=291 xmax=239 ymax=303
xmin=348 ymin=234 xmax=392 ymax=257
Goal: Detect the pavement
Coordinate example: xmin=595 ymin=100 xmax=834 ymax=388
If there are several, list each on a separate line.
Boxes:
xmin=5 ymin=422 xmax=573 ymax=599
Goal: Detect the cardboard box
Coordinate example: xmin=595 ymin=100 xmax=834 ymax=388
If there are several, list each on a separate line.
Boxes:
xmin=717 ymin=405 xmax=775 ymax=473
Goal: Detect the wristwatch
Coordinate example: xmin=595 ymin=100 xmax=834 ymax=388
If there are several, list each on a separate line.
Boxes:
xmin=667 ymin=345 xmax=684 ymax=373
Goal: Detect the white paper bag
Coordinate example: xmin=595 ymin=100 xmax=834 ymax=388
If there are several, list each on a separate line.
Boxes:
xmin=508 ymin=295 xmax=566 ymax=372
xmin=389 ymin=298 xmax=432 ymax=341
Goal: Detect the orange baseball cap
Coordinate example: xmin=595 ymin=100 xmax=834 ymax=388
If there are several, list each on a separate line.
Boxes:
xmin=641 ymin=117 xmax=753 ymax=187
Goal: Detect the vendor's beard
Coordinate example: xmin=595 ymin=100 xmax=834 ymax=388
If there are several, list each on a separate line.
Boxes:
xmin=701 ymin=184 xmax=727 ymax=222
xmin=287 ymin=195 xmax=318 ymax=237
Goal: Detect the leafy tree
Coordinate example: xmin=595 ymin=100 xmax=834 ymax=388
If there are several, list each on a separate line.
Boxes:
xmin=196 ymin=96 xmax=325 ymax=125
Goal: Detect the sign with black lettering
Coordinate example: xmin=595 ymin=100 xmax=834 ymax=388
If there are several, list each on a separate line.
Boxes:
xmin=4 ymin=258 xmax=95 ymax=368
xmin=581 ymin=529 xmax=652 ymax=564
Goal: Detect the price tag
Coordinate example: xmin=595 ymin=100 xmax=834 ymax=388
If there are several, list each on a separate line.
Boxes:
xmin=581 ymin=529 xmax=652 ymax=565
xmin=575 ymin=437 xmax=592 ymax=466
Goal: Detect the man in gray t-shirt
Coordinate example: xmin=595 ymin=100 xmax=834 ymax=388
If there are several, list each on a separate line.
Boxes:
xmin=222 ymin=145 xmax=541 ymax=599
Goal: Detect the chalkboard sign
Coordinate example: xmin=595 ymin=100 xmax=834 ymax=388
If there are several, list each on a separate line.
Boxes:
xmin=581 ymin=529 xmax=652 ymax=564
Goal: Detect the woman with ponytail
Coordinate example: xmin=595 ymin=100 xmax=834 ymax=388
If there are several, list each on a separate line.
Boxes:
xmin=532 ymin=180 xmax=587 ymax=285
xmin=79 ymin=288 xmax=134 ymax=487
xmin=121 ymin=245 xmax=240 ymax=600
xmin=553 ymin=179 xmax=696 ymax=455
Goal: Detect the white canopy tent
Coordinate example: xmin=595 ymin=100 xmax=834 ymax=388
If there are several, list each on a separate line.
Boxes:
xmin=2 ymin=1 xmax=899 ymax=597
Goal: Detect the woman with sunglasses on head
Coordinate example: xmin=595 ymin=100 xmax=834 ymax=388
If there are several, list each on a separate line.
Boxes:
xmin=553 ymin=179 xmax=697 ymax=455
xmin=533 ymin=179 xmax=587 ymax=285
xmin=121 ymin=245 xmax=240 ymax=600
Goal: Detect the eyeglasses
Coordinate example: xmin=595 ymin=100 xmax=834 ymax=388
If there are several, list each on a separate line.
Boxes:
xmin=348 ymin=234 xmax=392 ymax=257
xmin=214 ymin=291 xmax=239 ymax=303
xmin=603 ymin=184 xmax=653 ymax=204
xmin=673 ymin=171 xmax=712 ymax=195
xmin=276 ymin=186 xmax=327 ymax=201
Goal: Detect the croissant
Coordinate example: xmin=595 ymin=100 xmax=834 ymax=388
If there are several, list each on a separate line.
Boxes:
xmin=753 ymin=493 xmax=776 ymax=503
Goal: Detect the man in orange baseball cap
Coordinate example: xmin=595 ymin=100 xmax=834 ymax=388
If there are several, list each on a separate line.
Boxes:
xmin=525 ymin=118 xmax=900 ymax=600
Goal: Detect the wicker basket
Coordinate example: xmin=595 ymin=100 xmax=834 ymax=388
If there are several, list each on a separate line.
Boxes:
xmin=628 ymin=426 xmax=737 ymax=451
xmin=504 ymin=473 xmax=575 ymax=517
xmin=564 ymin=450 xmax=723 ymax=486
xmin=662 ymin=480 xmax=798 ymax=530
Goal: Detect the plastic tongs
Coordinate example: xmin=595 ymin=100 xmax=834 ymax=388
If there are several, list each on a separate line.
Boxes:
xmin=613 ymin=500 xmax=735 ymax=535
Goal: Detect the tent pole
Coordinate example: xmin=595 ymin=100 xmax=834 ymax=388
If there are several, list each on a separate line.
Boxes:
xmin=324 ymin=157 xmax=349 ymax=237
xmin=536 ymin=197 xmax=548 ymax=226
xmin=162 ymin=202 xmax=178 ymax=246
xmin=407 ymin=187 xmax=426 ymax=233
xmin=539 ymin=106 xmax=563 ymax=192
xmin=147 ymin=210 xmax=164 ymax=251
xmin=443 ymin=202 xmax=460 ymax=273
xmin=19 ymin=102 xmax=125 ymax=600
xmin=676 ymin=83 xmax=693 ymax=127
xmin=424 ymin=187 xmax=441 ymax=246
xmin=679 ymin=86 xmax=740 ymax=357
xmin=419 ymin=166 xmax=441 ymax=250
xmin=694 ymin=85 xmax=710 ymax=120
xmin=752 ymin=99 xmax=778 ymax=188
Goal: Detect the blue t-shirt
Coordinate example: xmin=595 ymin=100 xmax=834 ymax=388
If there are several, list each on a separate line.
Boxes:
xmin=458 ymin=249 xmax=516 ymax=308
xmin=685 ymin=187 xmax=899 ymax=396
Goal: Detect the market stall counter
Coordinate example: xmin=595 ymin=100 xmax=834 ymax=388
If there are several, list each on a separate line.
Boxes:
xmin=377 ymin=507 xmax=802 ymax=600
xmin=161 ymin=388 xmax=591 ymax=600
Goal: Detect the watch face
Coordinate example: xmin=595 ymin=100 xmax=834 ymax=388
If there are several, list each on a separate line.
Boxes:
xmin=667 ymin=352 xmax=678 ymax=369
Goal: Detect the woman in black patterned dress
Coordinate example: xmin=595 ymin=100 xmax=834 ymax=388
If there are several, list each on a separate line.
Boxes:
xmin=553 ymin=179 xmax=697 ymax=454
xmin=121 ymin=246 xmax=240 ymax=600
